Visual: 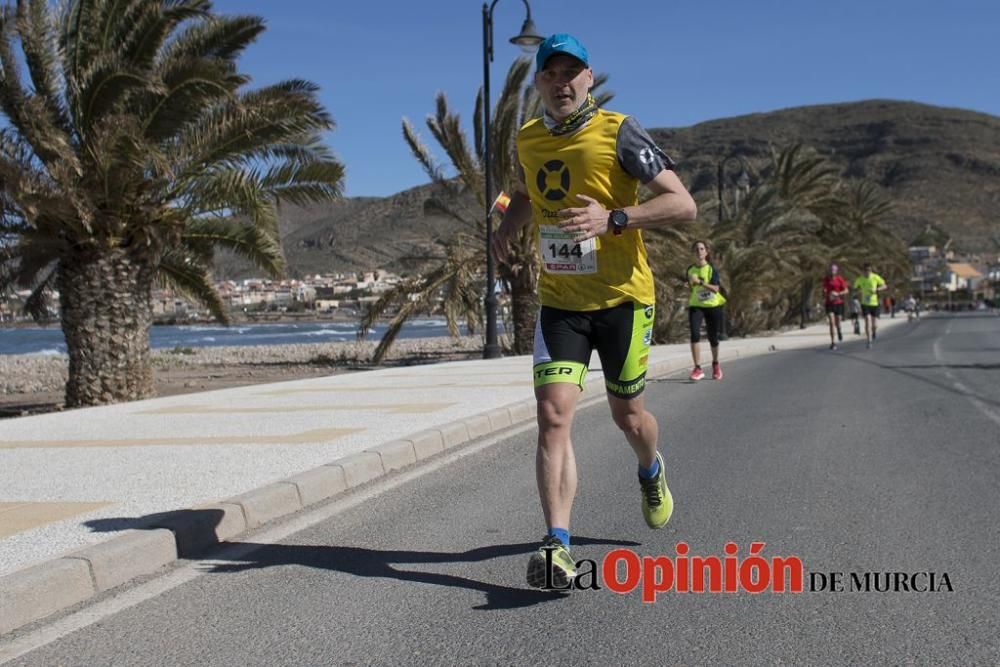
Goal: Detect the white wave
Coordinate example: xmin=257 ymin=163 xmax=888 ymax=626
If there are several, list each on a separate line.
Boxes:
xmin=176 ymin=325 xmax=231 ymax=333
xmin=303 ymin=329 xmax=355 ymax=338
xmin=27 ymin=347 xmax=67 ymax=356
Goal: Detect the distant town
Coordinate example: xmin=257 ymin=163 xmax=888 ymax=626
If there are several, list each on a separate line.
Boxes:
xmin=0 ymin=270 xmax=409 ymax=325
xmin=908 ymin=246 xmax=999 ymax=309
xmin=1 ymin=247 xmax=998 ymax=325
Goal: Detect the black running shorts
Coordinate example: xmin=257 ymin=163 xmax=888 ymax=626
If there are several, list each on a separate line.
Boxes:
xmin=532 ymin=302 xmax=654 ymax=399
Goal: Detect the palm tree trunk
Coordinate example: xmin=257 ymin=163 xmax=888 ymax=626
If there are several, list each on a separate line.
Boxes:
xmin=799 ymin=279 xmax=814 ymax=329
xmin=57 ymin=247 xmax=156 ymax=407
xmin=504 ymin=234 xmax=539 ymax=356
xmin=509 ymin=273 xmax=538 ymax=356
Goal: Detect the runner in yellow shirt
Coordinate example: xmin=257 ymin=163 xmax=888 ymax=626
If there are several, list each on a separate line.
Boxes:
xmin=686 ymin=240 xmax=727 ymax=380
xmin=853 ymin=263 xmax=887 ymax=349
xmin=492 ymin=33 xmax=697 ymax=589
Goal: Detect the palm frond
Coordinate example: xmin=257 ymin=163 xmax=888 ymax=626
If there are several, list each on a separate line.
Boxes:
xmin=158 ymin=246 xmax=230 ymax=323
xmin=108 ymin=0 xmax=210 ymax=71
xmin=259 ymin=158 xmax=345 ymax=206
xmin=15 ymin=0 xmax=70 ymax=131
xmin=21 ymin=260 xmax=57 ymax=320
xmin=140 ymin=57 xmax=247 ymax=141
xmin=171 ymin=79 xmax=333 ymax=174
xmin=426 ymin=92 xmax=481 ymax=196
xmin=160 ymin=12 xmax=262 ymax=64
xmin=402 ymin=117 xmax=447 ymax=185
xmin=182 ymin=216 xmax=284 ymax=277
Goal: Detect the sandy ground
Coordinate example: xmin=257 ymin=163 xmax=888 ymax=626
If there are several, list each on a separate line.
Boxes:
xmin=0 ymin=364 xmax=343 ymax=418
xmin=0 ymin=337 xmax=485 ymax=419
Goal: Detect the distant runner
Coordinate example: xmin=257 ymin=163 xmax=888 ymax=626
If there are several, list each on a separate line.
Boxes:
xmin=822 ymin=263 xmax=849 ymax=350
xmin=850 ymin=296 xmax=862 ymax=335
xmin=687 ymin=240 xmax=727 ymax=380
xmin=853 ymin=263 xmax=887 ymax=348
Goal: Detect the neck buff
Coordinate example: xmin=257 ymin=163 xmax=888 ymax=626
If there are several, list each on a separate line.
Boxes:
xmin=543 ymin=93 xmax=598 ymax=136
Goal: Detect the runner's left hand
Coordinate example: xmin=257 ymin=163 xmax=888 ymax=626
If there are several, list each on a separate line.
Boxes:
xmin=557 ymin=194 xmax=609 ymax=242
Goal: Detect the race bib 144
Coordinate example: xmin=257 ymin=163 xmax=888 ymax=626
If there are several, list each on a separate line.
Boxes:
xmin=539 ymin=225 xmax=597 ymax=274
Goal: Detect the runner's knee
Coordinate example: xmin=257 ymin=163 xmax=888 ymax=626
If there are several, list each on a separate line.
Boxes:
xmin=536 ymin=396 xmax=574 ymax=433
xmin=612 ymin=407 xmax=645 ymax=439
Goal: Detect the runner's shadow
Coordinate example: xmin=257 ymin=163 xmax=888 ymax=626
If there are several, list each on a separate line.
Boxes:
xmin=86 ymin=509 xmax=232 ymax=556
xmin=85 ymin=512 xmax=636 ymax=610
xmin=199 ymin=536 xmax=639 ymax=611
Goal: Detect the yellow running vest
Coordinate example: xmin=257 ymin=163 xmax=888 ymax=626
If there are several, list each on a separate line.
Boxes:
xmin=517 ymin=109 xmax=655 ymax=311
xmin=686 ymin=264 xmax=727 ymax=308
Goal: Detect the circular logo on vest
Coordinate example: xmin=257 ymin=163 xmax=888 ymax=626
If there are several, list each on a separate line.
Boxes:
xmin=536 ymin=160 xmax=571 ymax=201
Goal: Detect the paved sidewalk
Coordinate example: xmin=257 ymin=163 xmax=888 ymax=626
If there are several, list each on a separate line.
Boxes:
xmin=0 ymin=318 xmax=904 ymax=634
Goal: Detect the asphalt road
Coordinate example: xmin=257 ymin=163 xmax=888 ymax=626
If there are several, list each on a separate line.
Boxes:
xmin=4 ymin=313 xmax=999 ymax=666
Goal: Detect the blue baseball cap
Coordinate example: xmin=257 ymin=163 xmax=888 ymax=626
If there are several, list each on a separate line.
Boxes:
xmin=535 ymin=33 xmax=589 ymax=71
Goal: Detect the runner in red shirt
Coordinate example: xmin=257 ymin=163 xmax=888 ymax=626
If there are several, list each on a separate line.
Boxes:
xmin=822 ymin=263 xmax=849 ymax=350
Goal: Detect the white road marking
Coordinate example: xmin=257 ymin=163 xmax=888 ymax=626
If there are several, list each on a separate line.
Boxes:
xmin=933 ymin=319 xmax=1000 ymax=427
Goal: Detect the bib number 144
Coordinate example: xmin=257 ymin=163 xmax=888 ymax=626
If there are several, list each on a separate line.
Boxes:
xmin=540 ymin=225 xmax=597 ymax=274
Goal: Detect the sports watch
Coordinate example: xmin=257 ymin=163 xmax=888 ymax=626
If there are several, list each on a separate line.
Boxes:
xmin=609 ymin=209 xmax=629 ymax=235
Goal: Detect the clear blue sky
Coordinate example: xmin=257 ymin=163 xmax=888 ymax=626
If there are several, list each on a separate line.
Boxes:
xmin=212 ymin=0 xmax=999 ymax=197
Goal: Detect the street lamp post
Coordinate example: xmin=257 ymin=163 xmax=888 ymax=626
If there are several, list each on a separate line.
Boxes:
xmin=481 ymin=0 xmax=543 ymax=359
xmin=715 ymin=155 xmax=751 ymax=340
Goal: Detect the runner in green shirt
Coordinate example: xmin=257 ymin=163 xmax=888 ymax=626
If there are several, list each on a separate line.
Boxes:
xmin=686 ymin=240 xmax=726 ymax=380
xmin=853 ymin=263 xmax=887 ymax=348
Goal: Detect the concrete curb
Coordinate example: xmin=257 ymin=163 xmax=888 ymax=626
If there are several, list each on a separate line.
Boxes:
xmin=0 ymin=321 xmax=902 ymax=635
xmin=0 ymin=394 xmax=549 ymax=636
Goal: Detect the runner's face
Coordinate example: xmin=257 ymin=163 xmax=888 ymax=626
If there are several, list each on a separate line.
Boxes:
xmin=535 ymin=55 xmax=593 ymax=122
xmin=694 ymin=243 xmax=708 ymax=261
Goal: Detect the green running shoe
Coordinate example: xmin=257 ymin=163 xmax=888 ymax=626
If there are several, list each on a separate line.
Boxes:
xmin=526 ymin=535 xmax=576 ymax=589
xmin=640 ymin=452 xmax=674 ymax=529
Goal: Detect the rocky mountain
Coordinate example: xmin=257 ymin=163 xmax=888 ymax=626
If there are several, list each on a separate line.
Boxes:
xmin=214 ymin=100 xmax=1000 ymax=279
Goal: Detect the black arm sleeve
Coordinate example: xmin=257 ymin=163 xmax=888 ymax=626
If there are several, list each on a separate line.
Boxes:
xmin=616 ymin=116 xmax=676 ymax=184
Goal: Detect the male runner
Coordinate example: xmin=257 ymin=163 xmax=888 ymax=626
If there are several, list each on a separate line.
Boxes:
xmin=492 ymin=33 xmax=697 ymax=588
xmin=853 ymin=263 xmax=887 ymax=348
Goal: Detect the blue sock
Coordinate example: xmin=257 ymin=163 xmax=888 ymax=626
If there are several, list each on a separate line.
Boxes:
xmin=548 ymin=527 xmax=570 ymax=547
xmin=638 ymin=454 xmax=660 ymax=480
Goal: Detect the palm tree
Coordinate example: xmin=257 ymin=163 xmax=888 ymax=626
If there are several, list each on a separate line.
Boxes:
xmin=360 ymin=59 xmax=614 ymax=362
xmin=700 ymin=144 xmax=903 ymax=334
xmin=711 ymin=182 xmax=816 ymax=334
xmin=641 ymin=142 xmax=910 ymax=340
xmin=0 ymin=0 xmax=344 ymax=407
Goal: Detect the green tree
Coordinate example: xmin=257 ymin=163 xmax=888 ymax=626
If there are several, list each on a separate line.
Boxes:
xmin=694 ymin=143 xmax=908 ymax=335
xmin=828 ymin=181 xmax=907 ymax=268
xmin=0 ymin=0 xmax=344 ymax=406
xmin=712 ymin=181 xmax=816 ymax=334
